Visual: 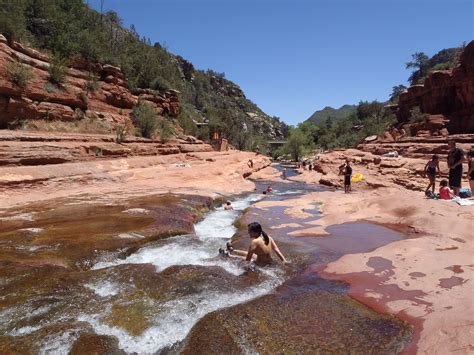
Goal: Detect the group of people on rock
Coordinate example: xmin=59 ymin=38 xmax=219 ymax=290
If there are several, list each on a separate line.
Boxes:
xmin=424 ymin=140 xmax=474 ymax=199
xmin=298 ymin=160 xmax=314 ymax=171
xmin=227 ymin=139 xmax=473 ymax=270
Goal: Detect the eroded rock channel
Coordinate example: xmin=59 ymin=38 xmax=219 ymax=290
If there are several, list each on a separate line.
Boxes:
xmin=0 ymin=179 xmax=413 ymax=354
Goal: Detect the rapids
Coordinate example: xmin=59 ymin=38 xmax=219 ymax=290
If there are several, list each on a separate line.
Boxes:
xmin=0 ymin=172 xmax=413 ymax=354
xmin=82 ymin=194 xmax=287 ymax=353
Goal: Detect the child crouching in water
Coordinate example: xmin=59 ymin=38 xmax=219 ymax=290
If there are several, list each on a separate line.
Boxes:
xmin=439 ymin=179 xmax=455 ymax=200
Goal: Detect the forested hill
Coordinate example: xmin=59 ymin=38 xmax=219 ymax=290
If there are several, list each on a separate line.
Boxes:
xmin=0 ymin=0 xmax=288 ymax=149
xmin=306 ymin=105 xmax=356 ymax=125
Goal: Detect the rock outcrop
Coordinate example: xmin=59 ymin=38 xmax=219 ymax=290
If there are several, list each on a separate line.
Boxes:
xmin=0 ymin=130 xmax=213 ymax=167
xmin=393 ymin=40 xmax=474 ymax=135
xmin=0 ymin=34 xmax=179 ymax=129
xmin=311 ymin=134 xmax=474 ymax=191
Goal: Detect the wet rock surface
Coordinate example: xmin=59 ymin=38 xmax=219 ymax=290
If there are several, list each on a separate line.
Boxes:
xmin=0 ymin=180 xmax=415 ymax=353
xmin=179 ymin=180 xmax=413 ymax=354
xmin=0 ymin=193 xmax=215 ymax=352
xmin=181 ymin=276 xmax=411 ymax=354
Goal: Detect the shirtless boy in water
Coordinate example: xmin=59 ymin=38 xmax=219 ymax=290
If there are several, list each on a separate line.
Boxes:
xmin=220 ymin=222 xmax=288 ymax=266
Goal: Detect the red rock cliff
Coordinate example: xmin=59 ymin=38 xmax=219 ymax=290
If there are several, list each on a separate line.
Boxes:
xmin=394 ymin=40 xmax=474 ymax=135
xmin=0 ymin=34 xmax=179 ymax=129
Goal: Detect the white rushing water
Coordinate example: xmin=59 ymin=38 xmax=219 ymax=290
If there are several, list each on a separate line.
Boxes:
xmin=80 ymin=193 xmax=286 ymax=353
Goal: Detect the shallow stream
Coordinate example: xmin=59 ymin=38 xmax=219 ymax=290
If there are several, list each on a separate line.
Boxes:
xmin=0 ymin=170 xmax=413 ymax=354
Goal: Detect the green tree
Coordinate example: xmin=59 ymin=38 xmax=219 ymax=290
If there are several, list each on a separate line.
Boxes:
xmin=280 ymin=127 xmax=315 ymax=161
xmin=0 ymin=0 xmax=27 ymax=43
xmin=406 ymin=52 xmax=429 ymax=85
xmin=389 ymin=84 xmax=407 ymax=103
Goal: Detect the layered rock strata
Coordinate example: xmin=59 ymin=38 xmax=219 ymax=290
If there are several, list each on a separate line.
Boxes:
xmin=393 ymin=40 xmax=474 ymax=135
xmin=0 ymin=130 xmax=212 ymax=167
xmin=0 ymin=34 xmax=179 ymax=129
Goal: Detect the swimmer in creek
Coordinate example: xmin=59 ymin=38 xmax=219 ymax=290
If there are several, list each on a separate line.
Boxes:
xmin=220 ymin=222 xmax=288 ymax=266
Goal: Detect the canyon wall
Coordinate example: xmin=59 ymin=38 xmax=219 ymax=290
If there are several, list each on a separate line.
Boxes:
xmin=0 ymin=34 xmax=179 ymax=130
xmin=394 ymin=40 xmax=474 ymax=136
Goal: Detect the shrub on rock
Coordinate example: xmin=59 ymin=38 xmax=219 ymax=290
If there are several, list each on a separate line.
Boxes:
xmin=7 ymin=60 xmax=34 ymax=88
xmin=132 ymin=101 xmax=158 ymax=138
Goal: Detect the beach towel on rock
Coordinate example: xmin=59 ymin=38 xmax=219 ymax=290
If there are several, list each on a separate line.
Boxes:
xmin=453 ymin=197 xmax=474 ymax=206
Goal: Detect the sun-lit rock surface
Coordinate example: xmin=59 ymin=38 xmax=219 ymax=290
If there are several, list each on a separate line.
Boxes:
xmin=250 ymin=155 xmax=473 ymax=354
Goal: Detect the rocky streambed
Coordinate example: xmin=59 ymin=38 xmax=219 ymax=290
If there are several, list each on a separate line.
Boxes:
xmin=0 ymin=178 xmax=414 ymax=354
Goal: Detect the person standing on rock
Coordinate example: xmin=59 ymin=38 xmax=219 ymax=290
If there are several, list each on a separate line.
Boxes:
xmin=343 ymin=159 xmax=353 ymax=193
xmin=424 ymin=154 xmax=441 ymax=194
xmin=447 ymin=140 xmax=465 ymax=196
xmin=467 ymin=149 xmax=474 ymax=193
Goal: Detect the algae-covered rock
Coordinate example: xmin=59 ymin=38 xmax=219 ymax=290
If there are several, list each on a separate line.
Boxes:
xmin=70 ymin=333 xmax=125 ymax=355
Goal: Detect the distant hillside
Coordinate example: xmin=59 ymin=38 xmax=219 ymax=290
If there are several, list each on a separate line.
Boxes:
xmin=0 ymin=0 xmax=288 ymax=149
xmin=306 ymin=105 xmax=357 ymax=125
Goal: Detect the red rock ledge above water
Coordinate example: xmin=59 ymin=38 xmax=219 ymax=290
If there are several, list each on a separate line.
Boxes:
xmin=0 ymin=33 xmax=179 ymax=129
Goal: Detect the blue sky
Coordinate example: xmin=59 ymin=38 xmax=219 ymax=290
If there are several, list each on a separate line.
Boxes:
xmin=89 ymin=0 xmax=473 ymax=125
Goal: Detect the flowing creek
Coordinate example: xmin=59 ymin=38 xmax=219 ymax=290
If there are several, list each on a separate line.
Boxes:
xmin=0 ymin=172 xmax=413 ymax=354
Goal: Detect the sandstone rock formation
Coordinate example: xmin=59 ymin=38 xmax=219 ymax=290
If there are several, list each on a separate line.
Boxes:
xmin=0 ymin=34 xmax=179 ymax=130
xmin=310 ymin=134 xmax=474 ymax=191
xmin=393 ymin=40 xmax=474 ymax=136
xmin=0 ymin=130 xmax=213 ymax=167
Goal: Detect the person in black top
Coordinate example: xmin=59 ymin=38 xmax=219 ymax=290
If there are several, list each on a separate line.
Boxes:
xmin=424 ymin=154 xmax=440 ymax=194
xmin=447 ymin=140 xmax=465 ymax=196
xmin=467 ymin=149 xmax=474 ymax=193
xmin=343 ymin=159 xmax=352 ymax=193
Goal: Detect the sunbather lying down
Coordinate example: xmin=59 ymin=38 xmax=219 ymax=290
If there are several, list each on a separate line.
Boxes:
xmin=219 ymin=222 xmax=288 ymax=267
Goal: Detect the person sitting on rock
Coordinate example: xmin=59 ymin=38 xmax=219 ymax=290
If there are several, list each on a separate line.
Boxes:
xmin=220 ymin=222 xmax=288 ymax=266
xmin=224 ymin=201 xmax=233 ymax=210
xmin=424 ymin=154 xmax=441 ymax=194
xmin=439 ymin=179 xmax=455 ymax=200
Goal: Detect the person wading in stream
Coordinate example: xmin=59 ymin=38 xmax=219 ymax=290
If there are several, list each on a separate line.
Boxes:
xmin=220 ymin=222 xmax=288 ymax=266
